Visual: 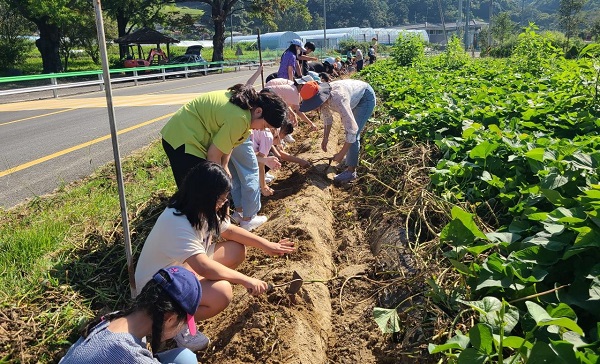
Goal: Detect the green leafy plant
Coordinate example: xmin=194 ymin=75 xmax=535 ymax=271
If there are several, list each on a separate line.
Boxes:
xmin=361 ymin=39 xmax=600 ymax=362
xmin=390 ymin=33 xmax=425 ymax=67
xmin=442 ymin=35 xmax=471 ymax=70
xmin=511 ymin=23 xmax=561 ymax=75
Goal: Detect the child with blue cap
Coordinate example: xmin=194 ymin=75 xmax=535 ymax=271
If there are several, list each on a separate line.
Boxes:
xmin=60 ymin=266 xmax=201 ymax=364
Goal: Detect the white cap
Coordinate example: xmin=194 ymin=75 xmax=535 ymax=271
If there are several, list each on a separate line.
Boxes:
xmin=290 ymin=39 xmax=306 ymax=52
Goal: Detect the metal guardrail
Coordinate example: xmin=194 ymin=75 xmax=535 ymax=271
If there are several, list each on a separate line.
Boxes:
xmin=0 ymin=58 xmax=277 ymax=98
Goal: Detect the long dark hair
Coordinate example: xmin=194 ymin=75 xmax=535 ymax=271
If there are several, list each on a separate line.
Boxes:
xmin=228 ymin=84 xmax=286 ymax=128
xmin=81 ymin=274 xmax=187 ymax=354
xmin=168 ymin=161 xmax=231 ymax=234
xmin=281 ymin=44 xmax=298 ymax=61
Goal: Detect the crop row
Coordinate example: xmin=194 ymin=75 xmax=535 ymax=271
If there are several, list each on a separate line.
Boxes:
xmin=362 ymin=34 xmax=600 ymax=362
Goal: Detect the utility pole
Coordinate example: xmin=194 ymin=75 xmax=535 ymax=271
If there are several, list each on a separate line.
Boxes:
xmin=458 ymin=0 xmax=463 ymax=37
xmin=464 ymin=0 xmax=471 ymax=49
xmin=323 ymin=0 xmax=327 ymax=54
xmin=488 ymin=0 xmax=493 ymax=48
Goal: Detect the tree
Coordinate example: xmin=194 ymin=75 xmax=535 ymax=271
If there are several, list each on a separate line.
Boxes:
xmin=183 ymin=0 xmax=297 ymax=62
xmin=102 ymin=0 xmax=170 ymax=60
xmin=559 ymin=0 xmax=588 ymax=48
xmin=3 ymin=0 xmax=90 ymax=73
xmin=0 ymin=0 xmax=35 ymax=73
xmin=592 ymin=17 xmax=600 ymax=41
xmin=273 ymin=0 xmax=312 ymax=32
xmin=491 ymin=12 xmax=514 ymax=46
xmin=59 ymin=8 xmax=113 ymax=70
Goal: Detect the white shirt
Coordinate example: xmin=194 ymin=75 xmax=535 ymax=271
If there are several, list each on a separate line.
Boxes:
xmin=322 ymin=79 xmax=369 ymax=143
xmin=134 ymin=207 xmax=230 ymax=291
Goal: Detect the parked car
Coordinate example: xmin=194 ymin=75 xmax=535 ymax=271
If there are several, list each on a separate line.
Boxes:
xmin=167 ymin=54 xmax=206 ymax=69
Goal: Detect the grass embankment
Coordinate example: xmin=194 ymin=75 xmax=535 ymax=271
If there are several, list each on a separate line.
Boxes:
xmin=0 ymin=142 xmax=173 ymax=362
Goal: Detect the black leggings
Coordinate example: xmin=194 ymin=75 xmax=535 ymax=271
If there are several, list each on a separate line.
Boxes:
xmin=162 ymin=139 xmax=205 ymax=189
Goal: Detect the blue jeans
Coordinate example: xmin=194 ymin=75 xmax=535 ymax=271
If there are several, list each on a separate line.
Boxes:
xmin=347 ymin=85 xmax=376 ymax=168
xmin=156 ymin=347 xmax=197 ymax=363
xmin=228 ymin=137 xmax=261 ymax=218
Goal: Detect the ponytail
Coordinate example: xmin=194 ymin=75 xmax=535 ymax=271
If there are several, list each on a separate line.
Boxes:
xmin=150 ymin=310 xmax=165 ymax=354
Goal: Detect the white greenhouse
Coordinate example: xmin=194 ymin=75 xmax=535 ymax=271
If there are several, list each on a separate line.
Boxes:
xmin=224 ymin=31 xmax=301 ymax=50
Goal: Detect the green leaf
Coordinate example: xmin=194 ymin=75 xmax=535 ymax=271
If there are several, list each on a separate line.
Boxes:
xmin=528 ymin=341 xmax=560 ymax=364
xmin=538 ymin=318 xmax=584 ymax=335
xmin=589 ymin=277 xmax=600 ymax=300
xmin=428 ymin=333 xmax=470 ymax=353
xmin=449 ymin=258 xmax=473 ymax=275
xmin=562 ymin=331 xmax=589 ymax=348
xmin=525 ymin=148 xmax=545 ymax=162
xmin=501 ymin=335 xmax=533 ymax=349
xmin=470 ymin=324 xmax=494 ymax=354
xmin=469 ymin=141 xmax=499 ymax=159
xmin=373 ymin=307 xmax=401 ymax=333
xmin=541 ymin=189 xmax=576 ymax=208
xmin=486 ymin=232 xmax=521 ymax=244
xmin=541 ymin=172 xmax=569 ymax=190
xmin=526 ymin=301 xmax=552 ymax=323
xmin=547 ymin=303 xmax=577 ymax=320
xmin=462 ymin=296 xmax=520 ymax=333
xmin=457 ymin=347 xmax=488 ymax=364
xmin=526 ymin=301 xmax=583 ymax=334
xmin=548 ymin=340 xmax=579 ymax=363
xmin=452 ymin=206 xmax=487 ymax=239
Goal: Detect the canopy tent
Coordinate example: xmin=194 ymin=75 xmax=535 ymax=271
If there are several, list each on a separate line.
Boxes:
xmin=114 ymin=27 xmax=180 ymax=60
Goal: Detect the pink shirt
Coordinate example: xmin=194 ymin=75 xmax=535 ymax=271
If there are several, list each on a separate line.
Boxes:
xmin=251 ymin=129 xmax=274 ymax=156
xmin=265 ymin=79 xmax=301 ymax=106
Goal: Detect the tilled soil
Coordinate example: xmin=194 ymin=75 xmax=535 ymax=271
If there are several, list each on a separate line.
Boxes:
xmin=193 ymin=121 xmax=438 ymax=363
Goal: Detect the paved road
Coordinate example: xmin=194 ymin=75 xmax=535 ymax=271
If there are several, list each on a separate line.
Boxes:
xmin=0 ymin=68 xmax=273 ymax=209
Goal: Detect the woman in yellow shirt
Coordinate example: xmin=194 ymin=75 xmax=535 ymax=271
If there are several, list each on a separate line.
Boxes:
xmin=161 ymin=84 xmax=287 ymax=188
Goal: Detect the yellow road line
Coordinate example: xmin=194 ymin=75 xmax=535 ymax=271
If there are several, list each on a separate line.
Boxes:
xmin=0 ymin=94 xmax=200 ymax=112
xmin=0 ymin=108 xmax=76 ymax=127
xmin=0 ymin=112 xmax=174 ymax=178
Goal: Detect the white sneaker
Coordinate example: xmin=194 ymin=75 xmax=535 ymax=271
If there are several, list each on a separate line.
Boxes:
xmin=240 ymin=215 xmax=268 ymax=231
xmin=265 ymin=172 xmax=275 ymax=184
xmin=174 ymin=327 xmax=210 ymax=352
xmin=284 ymin=134 xmax=295 ymax=143
xmin=230 ymin=211 xmax=243 ymax=224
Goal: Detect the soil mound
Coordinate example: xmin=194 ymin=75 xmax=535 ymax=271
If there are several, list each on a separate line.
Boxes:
xmin=195 ymin=120 xmax=435 ymax=363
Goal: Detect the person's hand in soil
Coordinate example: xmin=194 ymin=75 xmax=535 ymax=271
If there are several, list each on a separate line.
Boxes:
xmin=264 ymin=156 xmax=281 ymax=170
xmin=245 ymin=277 xmax=270 ymax=296
xmin=262 ymin=238 xmax=296 ymax=256
xmin=261 ymin=185 xmax=274 ymax=196
xmin=332 ymin=151 xmax=344 ymax=163
xmin=298 ymin=159 xmax=311 ymax=168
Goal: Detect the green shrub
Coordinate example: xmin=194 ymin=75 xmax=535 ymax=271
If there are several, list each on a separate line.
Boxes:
xmin=511 ymin=23 xmax=561 ymax=75
xmin=391 ymin=33 xmax=424 ymax=67
xmin=442 ymin=35 xmax=470 ymax=69
xmin=337 ymin=39 xmax=373 ymax=57
xmin=487 ymin=37 xmax=517 ymax=58
xmin=0 ymin=38 xmax=33 ymax=72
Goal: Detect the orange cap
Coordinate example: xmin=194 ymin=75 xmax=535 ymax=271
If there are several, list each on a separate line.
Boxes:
xmin=300 ymin=81 xmax=319 ymax=101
